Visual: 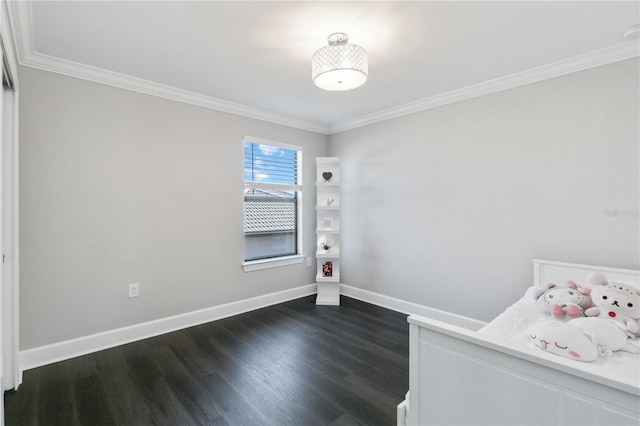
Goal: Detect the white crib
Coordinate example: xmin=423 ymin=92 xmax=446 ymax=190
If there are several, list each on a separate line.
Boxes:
xmin=397 ymin=259 xmax=640 ymax=426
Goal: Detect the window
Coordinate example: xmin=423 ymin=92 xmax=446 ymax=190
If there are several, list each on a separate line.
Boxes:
xmin=243 ymin=138 xmax=302 ymax=263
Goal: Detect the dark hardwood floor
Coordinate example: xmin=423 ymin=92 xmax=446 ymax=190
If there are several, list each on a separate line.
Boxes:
xmin=5 ymin=295 xmax=409 ymax=425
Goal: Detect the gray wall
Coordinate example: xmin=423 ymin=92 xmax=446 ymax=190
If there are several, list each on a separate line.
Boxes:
xmin=329 ymin=58 xmax=639 ymax=322
xmin=19 ymin=67 xmax=327 ymax=349
xmin=19 ymin=58 xmax=640 ymax=349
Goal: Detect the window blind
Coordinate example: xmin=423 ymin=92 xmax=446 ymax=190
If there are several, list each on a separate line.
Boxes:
xmin=243 ymin=141 xmax=300 ymax=189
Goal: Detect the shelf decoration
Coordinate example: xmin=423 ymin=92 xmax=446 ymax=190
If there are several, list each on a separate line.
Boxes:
xmin=322 ymin=261 xmax=333 ymax=277
xmin=322 ymin=172 xmax=333 ymax=182
xmin=318 ymin=236 xmax=332 ymax=253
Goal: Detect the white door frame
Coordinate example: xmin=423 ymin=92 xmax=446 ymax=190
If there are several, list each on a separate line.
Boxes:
xmin=1 ymin=72 xmax=18 ymax=391
xmin=0 ymin=0 xmax=20 ymax=399
xmin=0 ymin=29 xmax=3 ymax=425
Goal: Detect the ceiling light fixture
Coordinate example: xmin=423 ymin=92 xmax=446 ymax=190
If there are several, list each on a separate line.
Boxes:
xmin=312 ymin=32 xmax=368 ymax=91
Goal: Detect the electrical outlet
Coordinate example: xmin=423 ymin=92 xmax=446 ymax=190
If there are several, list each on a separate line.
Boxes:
xmin=306 ymin=257 xmax=313 ymax=267
xmin=128 ymin=283 xmax=139 ymax=298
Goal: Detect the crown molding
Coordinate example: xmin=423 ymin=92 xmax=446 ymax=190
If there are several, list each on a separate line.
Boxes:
xmin=6 ymin=1 xmax=330 ymax=135
xmin=6 ymin=0 xmax=33 ymax=64
xmin=7 ymin=1 xmax=639 ymax=136
xmin=20 ymin=51 xmax=331 ymax=134
xmin=328 ymin=41 xmax=640 ymax=134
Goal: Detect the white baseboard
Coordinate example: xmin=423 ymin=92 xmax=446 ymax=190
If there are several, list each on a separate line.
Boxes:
xmin=340 ymin=284 xmax=487 ymax=331
xmin=20 ymin=283 xmax=317 ymax=372
xmin=20 ymin=282 xmax=485 ymax=373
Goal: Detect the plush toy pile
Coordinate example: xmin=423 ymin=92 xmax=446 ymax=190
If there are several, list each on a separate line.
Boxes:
xmin=527 ymin=273 xmax=640 ymax=362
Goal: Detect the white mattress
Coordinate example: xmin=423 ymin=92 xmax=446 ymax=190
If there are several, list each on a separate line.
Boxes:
xmin=478 ymin=286 xmax=640 ymax=391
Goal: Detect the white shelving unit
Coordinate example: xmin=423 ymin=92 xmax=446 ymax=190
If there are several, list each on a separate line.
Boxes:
xmin=315 ymin=157 xmax=340 ymax=305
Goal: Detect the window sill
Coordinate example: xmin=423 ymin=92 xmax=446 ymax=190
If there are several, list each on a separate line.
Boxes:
xmin=242 ymin=255 xmax=305 ymax=272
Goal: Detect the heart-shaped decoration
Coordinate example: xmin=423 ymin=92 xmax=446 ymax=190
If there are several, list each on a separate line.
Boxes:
xmin=322 ymin=172 xmax=333 ymax=182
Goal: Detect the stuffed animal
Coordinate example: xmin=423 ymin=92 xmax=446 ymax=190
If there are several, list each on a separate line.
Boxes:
xmin=533 ymin=280 xmax=593 ymax=319
xmin=568 ymin=317 xmax=639 ymax=354
xmin=527 ymin=319 xmax=605 ymax=362
xmin=528 ymin=318 xmax=639 ymax=362
xmin=585 ymin=273 xmax=640 ymax=337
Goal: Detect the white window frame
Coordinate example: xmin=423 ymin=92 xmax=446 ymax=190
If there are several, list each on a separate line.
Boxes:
xmin=242 ymin=137 xmax=304 ymax=272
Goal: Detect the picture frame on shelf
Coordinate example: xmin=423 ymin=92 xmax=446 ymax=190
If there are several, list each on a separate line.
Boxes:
xmin=321 ymin=217 xmax=333 ymax=229
xmin=322 ymin=261 xmax=333 ymax=277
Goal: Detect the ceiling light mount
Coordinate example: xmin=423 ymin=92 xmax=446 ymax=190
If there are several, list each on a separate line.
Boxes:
xmin=312 ymin=32 xmax=368 ymax=91
xmin=327 ymin=32 xmax=349 ymax=46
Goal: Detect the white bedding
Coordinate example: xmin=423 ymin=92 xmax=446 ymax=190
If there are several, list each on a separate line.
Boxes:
xmin=478 ymin=286 xmax=640 ymax=391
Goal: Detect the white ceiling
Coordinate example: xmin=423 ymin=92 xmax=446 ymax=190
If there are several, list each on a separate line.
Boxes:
xmin=8 ymin=1 xmax=640 ymax=134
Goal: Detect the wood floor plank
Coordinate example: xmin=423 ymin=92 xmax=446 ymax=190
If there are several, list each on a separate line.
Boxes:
xmin=207 ymin=322 xmax=333 ymax=425
xmin=3 ymin=371 xmax=39 ymax=426
xmin=36 ymin=363 xmax=78 ymax=425
xmin=272 ymin=303 xmax=409 ymax=396
xmin=73 ymin=374 xmax=115 ymax=426
xmin=150 ymin=344 xmax=225 ymax=424
xmin=5 ymin=295 xmax=408 ymax=425
xmin=200 ymin=371 xmax=269 ymax=425
xmin=94 ymin=347 xmax=155 ymax=426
